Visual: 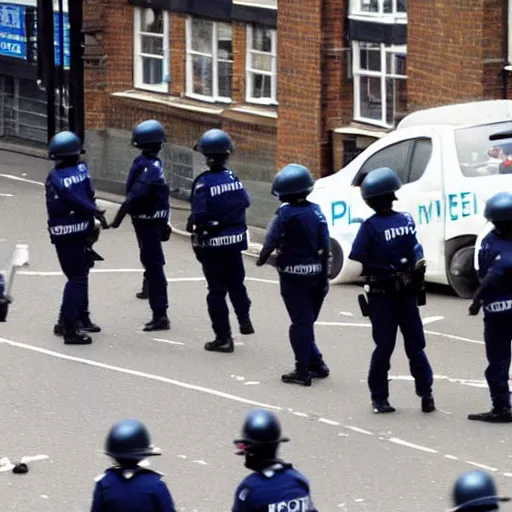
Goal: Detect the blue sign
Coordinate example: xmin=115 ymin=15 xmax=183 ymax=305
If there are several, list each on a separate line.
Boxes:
xmin=418 ymin=192 xmax=478 ymax=225
xmin=53 ymin=11 xmax=70 ymax=68
xmin=0 ymin=4 xmax=27 ymax=60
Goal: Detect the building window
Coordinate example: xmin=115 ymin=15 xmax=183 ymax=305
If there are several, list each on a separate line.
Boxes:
xmin=352 ymin=41 xmax=407 ymax=128
xmin=186 ymin=17 xmax=233 ymax=103
xmin=133 ymin=7 xmax=170 ymax=93
xmin=350 ymin=0 xmax=407 ymax=18
xmin=246 ymin=25 xmax=277 ymax=105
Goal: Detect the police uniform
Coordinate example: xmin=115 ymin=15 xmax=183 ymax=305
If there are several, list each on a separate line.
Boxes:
xmin=92 ymin=419 xmax=177 ymax=512
xmin=111 ymin=120 xmax=171 ymax=332
xmin=348 ymin=167 xmax=435 ymax=413
xmin=257 ymin=164 xmax=330 ymax=387
xmin=45 ymin=131 xmax=105 ymax=345
xmin=450 ymin=470 xmax=510 ymax=511
xmin=232 ymin=409 xmax=318 ymax=512
xmin=188 ymin=129 xmax=254 ymax=353
xmin=468 ymin=192 xmax=512 ymax=423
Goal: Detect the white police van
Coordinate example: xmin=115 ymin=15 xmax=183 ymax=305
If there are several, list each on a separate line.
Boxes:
xmin=307 ymin=100 xmax=512 ymax=298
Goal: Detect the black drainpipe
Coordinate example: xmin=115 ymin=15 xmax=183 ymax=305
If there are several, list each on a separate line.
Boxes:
xmin=504 ymin=0 xmax=509 ymax=99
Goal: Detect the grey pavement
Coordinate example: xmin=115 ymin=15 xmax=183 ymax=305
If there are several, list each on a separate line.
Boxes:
xmin=0 ymin=162 xmax=512 ymax=511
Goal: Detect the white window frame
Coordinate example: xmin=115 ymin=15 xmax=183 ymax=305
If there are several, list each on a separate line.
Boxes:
xmin=352 ymin=41 xmax=407 ymax=128
xmin=349 ymin=0 xmax=407 ymax=21
xmin=133 ymin=7 xmax=170 ymax=93
xmin=185 ymin=17 xmax=233 ymax=104
xmin=245 ymin=25 xmax=277 ymax=105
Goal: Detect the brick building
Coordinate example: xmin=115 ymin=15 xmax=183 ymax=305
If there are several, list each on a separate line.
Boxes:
xmin=0 ymin=0 xmax=510 ymax=227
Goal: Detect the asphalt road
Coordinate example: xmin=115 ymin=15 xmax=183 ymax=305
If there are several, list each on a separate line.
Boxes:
xmin=1 ymin=155 xmax=512 ymax=512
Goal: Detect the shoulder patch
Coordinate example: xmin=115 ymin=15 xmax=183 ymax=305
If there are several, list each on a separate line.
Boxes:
xmin=238 ymin=487 xmax=250 ymax=502
xmin=94 ymin=473 xmax=106 ymax=482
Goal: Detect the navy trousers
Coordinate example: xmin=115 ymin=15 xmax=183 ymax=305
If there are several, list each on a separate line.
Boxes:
xmin=280 ymin=274 xmax=326 ymax=370
xmin=368 ymin=293 xmax=433 ymax=402
xmin=133 ymin=220 xmax=168 ymax=316
xmin=201 ymin=248 xmax=251 ymax=337
xmin=55 ymin=236 xmax=89 ymax=330
xmin=483 ymin=314 xmax=512 ymax=409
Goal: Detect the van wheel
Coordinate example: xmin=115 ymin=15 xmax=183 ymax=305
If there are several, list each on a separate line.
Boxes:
xmin=329 ymin=238 xmax=344 ymax=281
xmin=447 ymin=245 xmax=479 ymax=299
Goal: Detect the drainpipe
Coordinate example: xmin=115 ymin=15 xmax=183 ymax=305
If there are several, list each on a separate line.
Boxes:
xmin=504 ymin=0 xmax=509 ymax=99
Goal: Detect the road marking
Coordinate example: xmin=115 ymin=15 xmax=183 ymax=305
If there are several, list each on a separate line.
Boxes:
xmin=0 ymin=337 xmax=281 ymax=411
xmin=0 ymin=335 xmax=504 ymax=475
xmin=390 ymin=374 xmax=488 ymax=389
xmin=389 ymin=438 xmax=438 ymax=454
xmin=316 ymin=321 xmax=372 ymax=327
xmin=152 ymin=338 xmax=185 ymax=346
xmin=422 ymin=316 xmax=444 ymax=325
xmin=0 ymin=193 xmax=13 ymax=197
xmin=340 ymin=311 xmax=354 ymax=317
xmin=423 ymin=330 xmax=484 ymax=345
xmin=0 ymin=173 xmax=44 ymax=187
xmin=345 ymin=426 xmax=373 ymax=436
xmin=192 ymin=460 xmax=208 ymax=465
xmin=244 ymin=381 xmax=260 ymax=386
xmin=466 ymin=461 xmax=498 ymax=472
xmin=444 ymin=455 xmax=459 ymax=461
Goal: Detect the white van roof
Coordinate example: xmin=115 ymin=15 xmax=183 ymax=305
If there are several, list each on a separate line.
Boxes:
xmin=397 ymin=100 xmax=512 ymax=130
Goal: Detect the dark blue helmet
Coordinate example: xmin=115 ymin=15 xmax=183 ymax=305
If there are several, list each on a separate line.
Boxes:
xmin=48 ymin=131 xmax=82 ymax=160
xmin=451 ymin=471 xmax=510 ymax=511
xmin=131 ymin=120 xmax=167 ymax=148
xmin=105 ymin=419 xmax=161 ymax=461
xmin=234 ymin=409 xmax=289 ymax=455
xmin=271 ymin=164 xmax=315 ymax=198
xmin=360 ymin=167 xmax=402 ymax=200
xmin=195 ymin=129 xmax=233 ymax=156
xmin=484 ymin=192 xmax=512 ymax=223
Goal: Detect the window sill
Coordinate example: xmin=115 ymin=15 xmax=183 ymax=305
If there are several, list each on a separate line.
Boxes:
xmin=348 ymin=13 xmax=407 ymax=24
xmin=333 ymin=123 xmax=388 ymax=138
xmin=352 ymin=116 xmax=394 ymax=131
xmin=110 ymin=90 xmax=225 ymax=116
xmin=221 ymin=105 xmax=278 ymax=127
xmin=133 ymin=84 xmax=170 ymax=95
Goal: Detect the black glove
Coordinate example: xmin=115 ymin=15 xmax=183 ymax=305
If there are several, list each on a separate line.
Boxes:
xmin=468 ymin=301 xmax=482 ymax=316
xmin=93 ymin=209 xmax=109 ymax=230
xmin=186 ymin=217 xmax=194 ymax=234
xmin=47 ymin=227 xmax=55 ymax=245
xmin=255 ymin=257 xmax=265 ymax=267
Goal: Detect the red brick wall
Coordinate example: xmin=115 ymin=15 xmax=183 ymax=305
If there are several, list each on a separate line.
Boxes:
xmin=407 ymin=0 xmax=506 ymax=111
xmin=170 ymin=14 xmax=186 ymax=97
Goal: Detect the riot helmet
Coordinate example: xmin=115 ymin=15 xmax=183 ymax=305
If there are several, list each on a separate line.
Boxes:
xmin=131 ymin=120 xmax=167 ymax=152
xmin=484 ymin=192 xmax=512 ymax=237
xmin=48 ymin=131 xmax=83 ymax=161
xmin=271 ymin=164 xmax=315 ymax=202
xmin=194 ymin=129 xmax=233 ymax=169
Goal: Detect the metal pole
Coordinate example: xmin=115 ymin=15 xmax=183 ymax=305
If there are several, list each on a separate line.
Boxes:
xmin=57 ymin=0 xmax=64 ymax=131
xmin=68 ymin=0 xmax=84 ymax=141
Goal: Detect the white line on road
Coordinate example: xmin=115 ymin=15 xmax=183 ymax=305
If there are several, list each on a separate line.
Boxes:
xmin=152 ymin=338 xmax=185 ymax=346
xmin=422 ymin=316 xmax=444 ymax=325
xmin=345 ymin=426 xmax=373 ymax=436
xmin=0 ymin=173 xmax=44 ymax=187
xmin=316 ymin=321 xmax=372 ymax=327
xmin=389 ymin=438 xmax=438 ymax=454
xmin=466 ymin=461 xmax=498 ymax=472
xmin=423 ymin=330 xmax=484 ymax=345
xmin=318 ymin=418 xmax=341 ymax=426
xmin=340 ymin=311 xmax=354 ymax=317
xmin=0 ymin=193 xmax=13 ymax=197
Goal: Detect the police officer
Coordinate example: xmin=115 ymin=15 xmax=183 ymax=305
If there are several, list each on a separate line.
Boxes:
xmin=45 ymin=131 xmax=105 ymax=345
xmin=256 ymin=164 xmax=330 ymax=386
xmin=91 ymin=418 xmax=176 ymax=512
xmin=0 ymin=272 xmax=10 ymax=322
xmin=348 ymin=167 xmax=435 ymax=413
xmin=450 ymin=470 xmax=510 ymax=511
xmin=468 ymin=192 xmax=512 ymax=423
xmin=110 ymin=120 xmax=172 ymax=332
xmin=187 ymin=128 xmax=254 ymax=353
xmin=232 ymin=409 xmax=318 ymax=512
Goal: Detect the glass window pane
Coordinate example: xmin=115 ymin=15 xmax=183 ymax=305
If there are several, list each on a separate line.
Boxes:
xmin=192 ymin=54 xmax=213 ymax=96
xmin=251 ymin=27 xmax=272 ymax=53
xmin=409 ymin=139 xmax=433 ymax=183
xmin=250 ymin=73 xmax=272 ymax=99
xmin=385 ymin=77 xmax=395 ymax=126
xmin=142 ymin=57 xmax=163 ymax=84
xmin=251 ymin=53 xmax=272 ymax=72
xmin=361 ymin=0 xmax=378 ymax=12
xmin=191 ymin=19 xmax=213 ymax=54
xmin=217 ymin=23 xmax=233 ymax=60
xmin=141 ymin=35 xmax=163 ymax=56
xmin=359 ymin=75 xmax=382 ymax=121
xmin=140 ymin=8 xmax=163 ymax=34
xmin=383 ymin=0 xmax=392 ymax=13
xmin=359 ymin=141 xmax=412 ymax=183
xmin=397 ymin=0 xmax=407 ymax=12
xmin=360 ymin=44 xmax=380 ymax=71
xmin=218 ymin=60 xmax=233 ymax=98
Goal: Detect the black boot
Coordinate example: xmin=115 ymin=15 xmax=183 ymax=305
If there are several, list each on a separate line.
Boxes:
xmin=143 ymin=315 xmax=170 ymax=332
xmin=372 ymin=400 xmax=396 ymax=413
xmin=468 ymin=407 xmax=512 ymax=423
xmin=54 ymin=323 xmax=65 ymax=337
xmin=136 ymin=278 xmax=149 ymax=300
xmin=281 ymin=367 xmax=312 ymax=387
xmin=204 ymin=334 xmax=234 ymax=353
xmin=239 ymin=317 xmax=255 ymax=335
xmin=421 ymin=395 xmax=436 ymax=413
xmin=78 ymin=316 xmax=101 ymax=333
xmin=64 ymin=328 xmax=92 ymax=345
xmin=310 ymin=358 xmax=330 ymax=379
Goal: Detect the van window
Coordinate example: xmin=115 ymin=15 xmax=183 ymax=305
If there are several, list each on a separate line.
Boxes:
xmin=455 ymin=121 xmax=512 ymax=177
xmin=408 ymin=138 xmax=432 ymax=183
xmin=353 ymin=140 xmax=412 ymax=186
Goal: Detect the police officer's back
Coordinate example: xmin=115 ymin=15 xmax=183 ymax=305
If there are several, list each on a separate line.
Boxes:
xmin=232 ymin=409 xmax=318 ymax=512
xmin=110 ymin=120 xmax=171 ymax=332
xmin=91 ymin=419 xmax=176 ymax=512
xmin=450 ymin=470 xmax=510 ymax=512
xmin=468 ymin=192 xmax=512 ymax=423
xmin=187 ymin=129 xmax=254 ymax=353
xmin=348 ymin=167 xmax=435 ymax=414
xmin=257 ymin=164 xmax=331 ymax=386
xmin=45 ymin=131 xmax=105 ymax=345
